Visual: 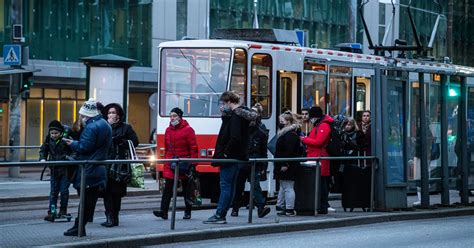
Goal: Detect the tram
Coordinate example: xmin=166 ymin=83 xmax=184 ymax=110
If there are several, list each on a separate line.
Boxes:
xmin=155 ymin=29 xmax=474 ymax=202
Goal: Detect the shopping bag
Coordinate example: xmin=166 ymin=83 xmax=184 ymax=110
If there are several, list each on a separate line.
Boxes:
xmin=127 ymin=140 xmax=145 ymax=189
xmin=185 ymin=172 xmax=202 ymax=206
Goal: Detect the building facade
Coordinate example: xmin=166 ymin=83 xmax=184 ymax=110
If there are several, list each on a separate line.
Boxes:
xmin=0 ymin=0 xmax=470 ymax=160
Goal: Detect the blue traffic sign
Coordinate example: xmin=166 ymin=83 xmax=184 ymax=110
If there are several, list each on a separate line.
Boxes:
xmin=295 ymin=30 xmax=305 ymax=47
xmin=3 ymin=44 xmax=22 ymax=66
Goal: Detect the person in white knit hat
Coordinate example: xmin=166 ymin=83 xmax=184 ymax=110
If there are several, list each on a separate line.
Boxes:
xmin=63 ymin=98 xmax=112 ymax=237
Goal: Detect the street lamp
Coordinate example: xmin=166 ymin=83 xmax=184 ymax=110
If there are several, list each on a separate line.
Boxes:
xmin=80 ymin=54 xmax=136 ymax=120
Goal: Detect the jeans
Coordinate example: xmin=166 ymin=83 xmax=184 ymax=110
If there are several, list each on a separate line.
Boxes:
xmin=215 ymin=163 xmax=240 ymax=217
xmin=49 ymin=169 xmax=70 ymax=212
xmin=161 ymin=178 xmax=192 ymax=213
xmin=232 ymin=166 xmax=266 ymax=210
xmin=277 ymin=180 xmax=295 ymax=210
xmin=319 ymin=176 xmax=330 ymax=211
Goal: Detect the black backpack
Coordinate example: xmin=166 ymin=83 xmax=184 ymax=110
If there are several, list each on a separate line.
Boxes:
xmin=326 ymin=115 xmax=345 ymax=157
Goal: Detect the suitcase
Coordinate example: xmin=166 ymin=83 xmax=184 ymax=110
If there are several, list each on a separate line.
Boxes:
xmin=341 ymin=164 xmax=371 ymax=212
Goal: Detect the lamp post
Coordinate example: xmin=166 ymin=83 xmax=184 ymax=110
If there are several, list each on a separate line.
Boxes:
xmin=80 ymin=54 xmax=136 ymax=120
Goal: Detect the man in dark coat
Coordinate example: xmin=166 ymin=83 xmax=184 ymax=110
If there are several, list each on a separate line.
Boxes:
xmin=204 ymin=91 xmax=257 ymax=224
xmin=63 ymin=98 xmax=112 ymax=236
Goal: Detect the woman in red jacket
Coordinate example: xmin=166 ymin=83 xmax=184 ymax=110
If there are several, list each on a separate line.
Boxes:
xmin=153 ymin=107 xmax=198 ymax=220
xmin=301 ymin=106 xmax=334 ymax=214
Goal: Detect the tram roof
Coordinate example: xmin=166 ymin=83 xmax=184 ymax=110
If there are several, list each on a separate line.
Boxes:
xmin=159 ymin=39 xmax=474 ymax=77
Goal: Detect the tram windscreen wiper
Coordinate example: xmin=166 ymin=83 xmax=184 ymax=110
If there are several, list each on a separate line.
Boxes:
xmin=178 ymin=49 xmax=218 ymax=95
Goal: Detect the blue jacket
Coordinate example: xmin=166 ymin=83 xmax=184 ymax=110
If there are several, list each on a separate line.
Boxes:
xmin=71 ymin=115 xmax=112 ymax=190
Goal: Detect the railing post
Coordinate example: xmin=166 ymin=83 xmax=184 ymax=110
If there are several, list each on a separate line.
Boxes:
xmin=78 ymin=162 xmax=86 ymax=237
xmin=170 ymin=159 xmax=179 ymax=230
xmin=314 ymin=160 xmax=320 ymax=217
xmin=248 ymin=160 xmax=256 ymax=223
xmin=370 ymin=158 xmax=376 ymax=212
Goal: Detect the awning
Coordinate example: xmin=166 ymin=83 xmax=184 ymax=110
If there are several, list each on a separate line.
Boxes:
xmin=0 ymin=68 xmax=40 ymax=75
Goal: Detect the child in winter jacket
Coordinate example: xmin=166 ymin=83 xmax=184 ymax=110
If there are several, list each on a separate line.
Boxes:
xmin=40 ymin=120 xmax=73 ymax=222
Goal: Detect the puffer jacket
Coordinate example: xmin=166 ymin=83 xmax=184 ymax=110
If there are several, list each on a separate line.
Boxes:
xmin=213 ymin=106 xmax=258 ymax=162
xmin=70 ymin=115 xmax=112 ymax=190
xmin=302 ymin=115 xmax=334 ymax=176
xmin=274 ymin=124 xmax=302 ymax=181
xmin=163 ymin=119 xmax=199 ymax=179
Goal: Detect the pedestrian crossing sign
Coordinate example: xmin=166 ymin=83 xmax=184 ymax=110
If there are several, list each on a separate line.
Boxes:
xmin=3 ymin=44 xmax=22 ymax=66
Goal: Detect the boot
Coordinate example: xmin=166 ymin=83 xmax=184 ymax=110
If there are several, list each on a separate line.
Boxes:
xmin=113 ymin=212 xmax=119 ymax=226
xmin=257 ymin=206 xmax=270 ymax=218
xmin=230 ymin=208 xmax=239 ymax=217
xmin=44 ymin=212 xmax=55 ymax=222
xmin=153 ymin=209 xmax=168 ymax=220
xmin=100 ymin=213 xmax=114 ymax=228
xmin=58 ymin=208 xmax=68 ymax=217
xmin=183 ymin=208 xmax=192 ymax=220
xmin=64 ymin=218 xmax=86 ymax=236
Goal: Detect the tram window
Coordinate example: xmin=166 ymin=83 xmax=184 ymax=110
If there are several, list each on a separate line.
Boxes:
xmin=230 ymin=49 xmax=247 ymax=105
xmin=304 ymin=60 xmax=326 ymax=72
xmin=356 ymin=81 xmax=367 ymax=111
xmin=303 ymin=74 xmax=326 ymax=111
xmin=251 ymin=54 xmax=272 ymax=118
xmin=329 ymin=66 xmax=352 ymax=116
xmin=159 ymin=48 xmax=232 ymax=117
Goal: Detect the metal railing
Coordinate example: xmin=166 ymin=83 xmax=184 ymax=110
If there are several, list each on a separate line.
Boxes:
xmin=0 ymin=155 xmax=377 ymax=237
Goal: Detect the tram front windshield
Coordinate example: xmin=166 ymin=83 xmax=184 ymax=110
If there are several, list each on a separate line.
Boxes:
xmin=160 ymin=48 xmax=232 ymax=117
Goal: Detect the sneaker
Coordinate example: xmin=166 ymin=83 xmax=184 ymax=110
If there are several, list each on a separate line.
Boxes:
xmin=285 ymin=209 xmax=296 ymax=216
xmin=277 ymin=210 xmax=287 ymax=216
xmin=257 ymin=206 xmax=271 ymax=218
xmin=328 ymin=207 xmax=336 ymax=212
xmin=230 ymin=209 xmax=239 ymax=217
xmin=276 ymin=205 xmax=286 ymax=211
xmin=413 ymin=201 xmax=421 ymax=206
xmin=153 ymin=210 xmax=168 ymax=220
xmin=203 ymin=214 xmax=227 ymax=224
xmin=183 ymin=212 xmax=191 ymax=220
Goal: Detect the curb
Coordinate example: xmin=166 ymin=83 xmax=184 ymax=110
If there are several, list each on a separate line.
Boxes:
xmin=47 ymin=207 xmax=474 ymax=248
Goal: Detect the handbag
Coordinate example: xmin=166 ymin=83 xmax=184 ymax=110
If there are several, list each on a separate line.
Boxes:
xmin=185 ymin=172 xmax=202 ymax=206
xmin=109 ymin=163 xmax=131 ymax=184
xmin=430 ymin=142 xmax=441 ymax=160
xmin=127 ymin=140 xmax=145 ymax=188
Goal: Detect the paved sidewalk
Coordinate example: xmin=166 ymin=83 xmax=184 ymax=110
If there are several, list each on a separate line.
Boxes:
xmin=2 ymin=204 xmax=474 ymax=247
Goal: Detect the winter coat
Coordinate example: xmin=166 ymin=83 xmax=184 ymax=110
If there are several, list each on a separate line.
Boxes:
xmin=340 ymin=130 xmax=362 ymax=165
xmin=39 ymin=127 xmax=74 ymax=179
xmin=302 ymin=115 xmax=334 ymax=177
xmin=70 ymin=115 xmax=112 ymax=190
xmin=163 ymin=119 xmax=199 ymax=179
xmin=107 ymin=121 xmax=139 ymax=196
xmin=213 ymin=106 xmax=258 ymax=163
xmin=357 ymin=121 xmax=371 ymax=156
xmin=274 ymin=124 xmax=302 ymax=181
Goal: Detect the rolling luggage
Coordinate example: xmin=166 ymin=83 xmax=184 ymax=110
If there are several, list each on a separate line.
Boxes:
xmin=341 ymin=163 xmax=371 ymax=212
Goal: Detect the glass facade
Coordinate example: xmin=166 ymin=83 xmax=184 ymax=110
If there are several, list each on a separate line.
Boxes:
xmin=210 ymin=0 xmax=353 ymax=48
xmin=1 ymin=0 xmax=152 ymax=66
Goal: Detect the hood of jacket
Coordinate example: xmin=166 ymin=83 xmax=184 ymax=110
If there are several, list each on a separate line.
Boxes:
xmin=232 ymin=106 xmax=258 ymax=122
xmin=278 ymin=123 xmax=301 ymax=137
xmin=168 ymin=119 xmax=190 ymax=130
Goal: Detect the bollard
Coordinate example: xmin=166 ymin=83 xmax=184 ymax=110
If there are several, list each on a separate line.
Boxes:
xmin=313 ymin=161 xmax=320 ymax=217
xmin=170 ymin=160 xmax=179 ymax=230
xmin=248 ymin=161 xmax=256 ymax=223
xmin=78 ymin=163 xmax=86 ymax=237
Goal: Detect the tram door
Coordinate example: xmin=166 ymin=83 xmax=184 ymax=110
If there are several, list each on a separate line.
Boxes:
xmin=277 ymin=71 xmax=301 ymax=115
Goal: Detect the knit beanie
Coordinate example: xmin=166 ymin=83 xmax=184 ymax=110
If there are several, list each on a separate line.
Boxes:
xmin=309 ymin=106 xmax=324 ymax=119
xmin=48 ymin=120 xmax=64 ymax=132
xmin=79 ymin=98 xmax=100 ymax=117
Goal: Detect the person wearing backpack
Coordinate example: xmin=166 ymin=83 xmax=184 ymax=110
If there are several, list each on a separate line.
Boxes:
xmin=301 ymin=106 xmax=334 ymax=214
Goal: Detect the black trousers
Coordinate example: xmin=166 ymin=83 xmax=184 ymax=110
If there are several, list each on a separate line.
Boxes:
xmin=319 ymin=176 xmax=330 ymax=212
xmin=104 ymin=193 xmax=122 ymax=216
xmin=76 ymin=186 xmax=100 ymax=228
xmin=161 ymin=178 xmax=192 ymax=213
